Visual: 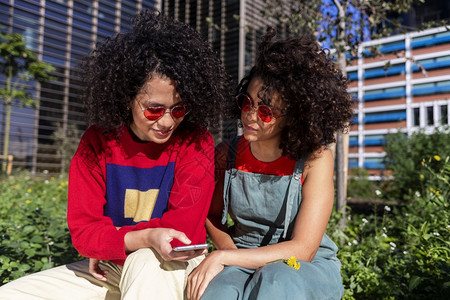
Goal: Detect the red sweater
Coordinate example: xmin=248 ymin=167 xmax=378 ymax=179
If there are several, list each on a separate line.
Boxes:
xmin=67 ymin=125 xmax=214 ymax=265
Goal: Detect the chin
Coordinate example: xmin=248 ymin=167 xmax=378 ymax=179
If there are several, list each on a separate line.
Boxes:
xmin=243 ymin=132 xmax=258 ymax=142
xmin=149 ymin=134 xmax=173 ymax=144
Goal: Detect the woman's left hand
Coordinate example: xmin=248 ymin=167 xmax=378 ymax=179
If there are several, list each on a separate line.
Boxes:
xmin=89 ymin=258 xmax=108 ymax=281
xmin=187 ymin=251 xmax=225 ymax=300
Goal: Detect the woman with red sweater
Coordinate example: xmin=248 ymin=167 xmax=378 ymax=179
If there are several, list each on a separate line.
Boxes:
xmin=0 ymin=10 xmax=230 ymax=299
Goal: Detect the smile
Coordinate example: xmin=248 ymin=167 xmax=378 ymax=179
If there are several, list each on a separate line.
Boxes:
xmin=154 ymin=128 xmax=173 ymax=137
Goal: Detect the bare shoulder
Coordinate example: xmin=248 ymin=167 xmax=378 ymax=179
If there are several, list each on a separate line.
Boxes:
xmin=303 ymin=146 xmax=334 ymax=178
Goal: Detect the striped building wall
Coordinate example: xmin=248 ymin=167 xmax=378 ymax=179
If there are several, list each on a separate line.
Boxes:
xmin=347 ymin=27 xmax=450 ymax=178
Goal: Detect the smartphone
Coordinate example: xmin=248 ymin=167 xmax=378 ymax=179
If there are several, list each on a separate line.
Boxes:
xmin=173 ymin=243 xmax=209 ymax=252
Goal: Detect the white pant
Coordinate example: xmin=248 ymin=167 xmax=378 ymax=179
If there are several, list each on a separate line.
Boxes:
xmin=0 ymin=248 xmax=204 ymax=300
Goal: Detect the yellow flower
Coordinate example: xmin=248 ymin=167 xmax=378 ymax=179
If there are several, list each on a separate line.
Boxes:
xmin=50 ymin=176 xmax=55 ymax=180
xmin=419 ymin=174 xmax=424 ymax=179
xmin=430 ymin=187 xmax=436 ymax=193
xmin=434 ymin=155 xmax=441 ymax=161
xmin=27 ymin=188 xmax=32 ymax=193
xmin=285 ymin=256 xmax=301 ymax=270
xmin=26 ymin=200 xmax=31 ymax=204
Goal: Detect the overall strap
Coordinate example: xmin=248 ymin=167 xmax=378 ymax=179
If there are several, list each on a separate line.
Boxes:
xmin=282 ymin=154 xmax=307 ymax=238
xmin=221 ymin=136 xmax=240 ymax=225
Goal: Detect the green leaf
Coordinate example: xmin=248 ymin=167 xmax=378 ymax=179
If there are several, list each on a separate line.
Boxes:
xmin=408 ymin=276 xmax=422 ymax=291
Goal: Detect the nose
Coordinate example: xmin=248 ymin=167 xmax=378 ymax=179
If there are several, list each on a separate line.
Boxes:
xmin=244 ymin=106 xmax=258 ymax=122
xmin=157 ymin=110 xmax=177 ymax=128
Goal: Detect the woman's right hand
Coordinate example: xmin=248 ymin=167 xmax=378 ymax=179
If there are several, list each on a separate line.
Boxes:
xmin=124 ymin=227 xmax=207 ymax=261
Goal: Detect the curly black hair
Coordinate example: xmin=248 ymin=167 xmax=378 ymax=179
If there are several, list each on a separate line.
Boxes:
xmin=236 ymin=27 xmax=353 ymax=160
xmin=80 ymin=10 xmax=231 ymax=133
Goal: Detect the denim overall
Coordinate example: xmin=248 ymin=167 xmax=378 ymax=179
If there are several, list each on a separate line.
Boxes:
xmin=202 ymin=137 xmax=344 ymax=300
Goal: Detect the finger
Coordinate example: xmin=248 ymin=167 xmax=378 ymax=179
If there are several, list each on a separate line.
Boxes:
xmin=195 ymin=275 xmax=213 ymax=300
xmin=170 ymin=230 xmax=191 ymax=245
xmin=92 ymin=271 xmax=108 ymax=281
xmin=197 ymin=280 xmax=209 ymax=300
xmin=187 ymin=272 xmax=198 ymax=300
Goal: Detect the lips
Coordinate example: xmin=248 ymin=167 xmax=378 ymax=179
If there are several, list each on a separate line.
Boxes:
xmin=154 ymin=128 xmax=173 ymax=137
xmin=243 ymin=124 xmax=257 ymax=132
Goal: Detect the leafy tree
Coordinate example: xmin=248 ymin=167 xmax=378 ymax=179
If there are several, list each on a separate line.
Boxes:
xmin=383 ymin=128 xmax=450 ymax=200
xmin=262 ymin=0 xmax=441 ymax=209
xmin=0 ymin=32 xmax=54 ymax=174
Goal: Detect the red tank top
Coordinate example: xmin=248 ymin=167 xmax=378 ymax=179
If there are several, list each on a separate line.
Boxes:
xmin=234 ymin=136 xmax=297 ymax=176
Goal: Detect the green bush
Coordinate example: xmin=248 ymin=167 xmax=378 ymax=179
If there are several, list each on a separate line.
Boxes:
xmin=0 ymin=172 xmax=81 ymax=284
xmin=347 ymin=168 xmax=382 ymax=199
xmin=383 ymin=128 xmax=450 ymax=200
xmin=328 ymin=156 xmax=450 ymax=299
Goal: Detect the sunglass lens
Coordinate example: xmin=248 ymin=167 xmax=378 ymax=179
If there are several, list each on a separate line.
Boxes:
xmin=237 ymin=94 xmax=252 ymax=111
xmin=258 ymin=105 xmax=273 ymax=122
xmin=144 ymin=107 xmax=166 ymax=120
xmin=171 ymin=104 xmax=187 ymax=118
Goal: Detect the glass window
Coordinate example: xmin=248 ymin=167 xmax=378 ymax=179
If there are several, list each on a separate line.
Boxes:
xmin=73 ymin=1 xmax=93 ymax=15
xmin=348 ymin=158 xmax=358 ymax=168
xmin=413 ymin=107 xmax=420 ymax=126
xmin=73 ymin=10 xmax=93 ymax=22
xmin=440 ymin=105 xmax=448 ymax=125
xmin=45 ymin=9 xmax=67 ymax=22
xmin=44 ymin=35 xmax=66 ymax=48
xmin=71 ymin=34 xmax=91 ymax=46
xmin=97 ymin=27 xmax=114 ymax=37
xmin=71 ymin=43 xmax=89 ymax=55
xmin=46 ymin=0 xmax=67 ymax=13
xmin=43 ymin=54 xmax=66 ymax=66
xmin=98 ymin=19 xmax=115 ymax=31
xmin=426 ymin=106 xmax=434 ymax=126
xmin=98 ymin=2 xmax=116 ymax=16
xmin=73 ymin=17 xmax=92 ymax=31
xmin=72 ymin=26 xmax=91 ymax=40
xmin=44 ymin=17 xmax=67 ymax=32
xmin=15 ymin=0 xmax=39 ymax=12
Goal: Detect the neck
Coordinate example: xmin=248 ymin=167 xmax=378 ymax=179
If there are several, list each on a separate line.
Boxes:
xmin=248 ymin=137 xmax=283 ymax=162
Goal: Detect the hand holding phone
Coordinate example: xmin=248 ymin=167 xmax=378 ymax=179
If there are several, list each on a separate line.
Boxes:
xmin=173 ymin=243 xmax=209 ymax=252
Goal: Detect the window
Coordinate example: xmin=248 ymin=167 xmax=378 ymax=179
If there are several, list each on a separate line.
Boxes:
xmin=413 ymin=80 xmax=450 ymax=96
xmin=349 ymin=136 xmax=358 ymax=147
xmin=348 ymin=158 xmax=358 ymax=168
xmin=363 ymin=157 xmax=384 ymax=169
xmin=426 ymin=106 xmax=434 ymax=126
xmin=413 ymin=107 xmax=420 ymax=126
xmin=364 ymin=135 xmax=385 ymax=146
xmin=363 ymin=86 xmax=406 ymax=101
xmin=364 ymin=110 xmax=406 ymax=123
xmin=413 ymin=55 xmax=450 ymax=72
xmin=440 ymin=105 xmax=448 ymax=125
xmin=411 ymin=31 xmax=450 ymax=49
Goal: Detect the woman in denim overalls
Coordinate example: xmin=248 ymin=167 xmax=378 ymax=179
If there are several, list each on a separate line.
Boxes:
xmin=187 ymin=27 xmax=353 ymax=300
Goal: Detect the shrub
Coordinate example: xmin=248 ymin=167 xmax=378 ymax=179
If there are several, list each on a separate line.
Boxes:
xmin=0 ymin=172 xmax=81 ymax=284
xmin=328 ymin=156 xmax=450 ymax=299
xmin=383 ymin=128 xmax=450 ymax=200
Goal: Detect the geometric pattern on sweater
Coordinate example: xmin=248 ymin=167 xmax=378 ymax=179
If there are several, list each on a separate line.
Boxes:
xmin=105 ymin=162 xmax=175 ymax=226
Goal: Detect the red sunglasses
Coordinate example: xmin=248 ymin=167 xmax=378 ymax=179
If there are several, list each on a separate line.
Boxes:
xmin=235 ymin=93 xmax=285 ymax=123
xmin=137 ymin=100 xmax=188 ymax=121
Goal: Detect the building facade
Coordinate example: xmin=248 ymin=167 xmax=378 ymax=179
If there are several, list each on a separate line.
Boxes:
xmin=347 ymin=27 xmax=450 ymax=178
xmin=0 ymin=0 xmax=156 ymax=173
